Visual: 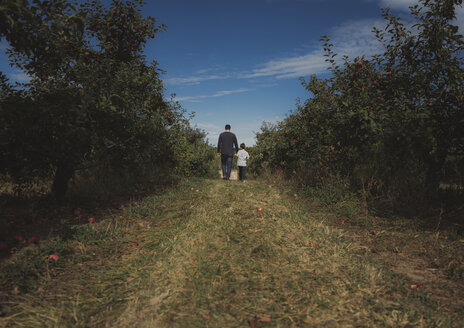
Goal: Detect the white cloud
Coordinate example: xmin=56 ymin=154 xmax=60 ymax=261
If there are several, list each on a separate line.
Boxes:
xmin=166 ymin=74 xmax=228 ymax=85
xmin=169 ymin=19 xmax=385 ymax=85
xmin=331 ymin=19 xmax=385 ymax=57
xmin=168 ymin=3 xmax=464 ymax=93
xmin=241 ymin=50 xmax=327 ymax=79
xmin=242 ymin=18 xmax=384 ymax=80
xmin=176 ymin=88 xmax=252 ymax=102
xmin=170 ymin=19 xmax=386 ymax=98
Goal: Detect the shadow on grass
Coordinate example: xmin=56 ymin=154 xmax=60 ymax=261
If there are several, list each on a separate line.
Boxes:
xmin=0 ymin=172 xmax=180 ymax=261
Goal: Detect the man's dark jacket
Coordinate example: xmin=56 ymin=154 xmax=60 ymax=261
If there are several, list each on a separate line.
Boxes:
xmin=217 ymin=131 xmax=238 ymax=156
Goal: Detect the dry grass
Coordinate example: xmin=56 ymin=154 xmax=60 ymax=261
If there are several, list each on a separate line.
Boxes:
xmin=1 ymin=178 xmax=463 ymax=327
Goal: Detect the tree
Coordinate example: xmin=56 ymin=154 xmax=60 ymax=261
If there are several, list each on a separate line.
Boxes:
xmin=252 ymin=0 xmax=464 ymax=206
xmin=0 ymin=0 xmax=177 ymax=202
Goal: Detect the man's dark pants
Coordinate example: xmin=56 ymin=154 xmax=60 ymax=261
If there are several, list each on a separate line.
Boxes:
xmin=221 ymin=154 xmax=233 ymax=180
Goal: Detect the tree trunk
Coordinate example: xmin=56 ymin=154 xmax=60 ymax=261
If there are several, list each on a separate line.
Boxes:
xmin=52 ymin=163 xmax=74 ymax=203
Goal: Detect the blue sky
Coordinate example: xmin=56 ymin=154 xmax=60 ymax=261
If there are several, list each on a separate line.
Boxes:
xmin=1 ymin=0 xmax=463 ymax=146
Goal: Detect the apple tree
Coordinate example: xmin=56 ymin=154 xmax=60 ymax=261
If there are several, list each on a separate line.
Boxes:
xmin=252 ymin=0 xmax=463 ymax=205
xmin=0 ymin=0 xmax=182 ymax=201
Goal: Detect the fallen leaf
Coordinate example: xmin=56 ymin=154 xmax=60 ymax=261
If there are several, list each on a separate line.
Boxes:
xmin=248 ymin=316 xmax=258 ymax=328
xmin=259 ymin=315 xmax=271 ymax=322
xmin=198 ymin=311 xmax=212 ymax=319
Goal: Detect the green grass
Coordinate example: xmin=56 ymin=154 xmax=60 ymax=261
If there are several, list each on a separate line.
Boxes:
xmin=1 ymin=177 xmax=463 ymax=327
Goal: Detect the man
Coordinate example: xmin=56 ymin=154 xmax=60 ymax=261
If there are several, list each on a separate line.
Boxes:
xmin=217 ymin=124 xmax=239 ymax=180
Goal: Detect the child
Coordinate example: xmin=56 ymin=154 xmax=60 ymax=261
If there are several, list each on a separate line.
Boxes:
xmin=236 ymin=143 xmax=250 ymax=182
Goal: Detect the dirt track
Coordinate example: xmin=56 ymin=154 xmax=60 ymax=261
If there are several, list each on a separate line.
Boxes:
xmin=218 ymin=169 xmax=238 ymax=180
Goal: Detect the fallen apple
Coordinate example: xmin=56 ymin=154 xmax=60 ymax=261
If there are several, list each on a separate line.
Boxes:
xmin=49 ymin=254 xmax=58 ymax=261
xmin=13 ymin=235 xmax=23 ymax=242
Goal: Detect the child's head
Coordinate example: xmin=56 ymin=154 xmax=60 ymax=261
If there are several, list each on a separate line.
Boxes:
xmin=240 ymin=143 xmax=246 ymax=149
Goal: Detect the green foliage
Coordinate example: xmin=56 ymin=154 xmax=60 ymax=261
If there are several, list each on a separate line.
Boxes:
xmin=0 ymin=0 xmax=214 ymax=201
xmin=252 ymin=0 xmax=464 ymax=208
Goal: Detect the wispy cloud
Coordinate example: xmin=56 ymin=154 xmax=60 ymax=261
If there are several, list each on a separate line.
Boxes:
xmin=240 ymin=50 xmax=327 ymax=79
xmin=176 ymin=88 xmax=252 ymax=102
xmin=167 ymin=3 xmax=464 ymax=90
xmin=165 ymin=74 xmax=229 ymax=85
xmin=170 ymin=19 xmax=385 ymax=85
xmin=242 ymin=18 xmax=384 ymax=80
xmin=331 ymin=19 xmax=385 ymax=57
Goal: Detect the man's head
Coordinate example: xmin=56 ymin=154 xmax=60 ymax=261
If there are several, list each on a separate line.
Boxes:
xmin=225 ymin=124 xmax=231 ymax=131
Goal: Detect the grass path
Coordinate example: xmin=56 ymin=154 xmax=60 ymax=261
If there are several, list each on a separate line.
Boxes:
xmin=1 ymin=178 xmax=462 ymax=327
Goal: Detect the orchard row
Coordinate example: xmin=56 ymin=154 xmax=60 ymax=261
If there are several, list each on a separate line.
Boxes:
xmin=250 ymin=0 xmax=463 ymax=208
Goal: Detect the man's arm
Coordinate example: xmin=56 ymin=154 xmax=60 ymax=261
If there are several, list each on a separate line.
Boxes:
xmin=233 ymin=135 xmax=239 ymax=153
xmin=217 ymin=135 xmax=222 ymax=156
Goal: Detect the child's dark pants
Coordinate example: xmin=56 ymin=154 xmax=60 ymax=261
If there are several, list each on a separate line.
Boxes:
xmin=238 ymin=166 xmax=247 ymax=181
